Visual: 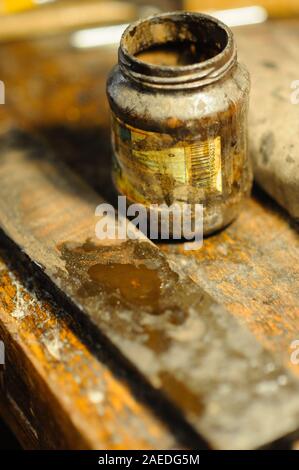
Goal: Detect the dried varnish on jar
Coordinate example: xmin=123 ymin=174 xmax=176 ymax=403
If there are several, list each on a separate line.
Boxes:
xmin=107 ymin=12 xmax=252 ymax=235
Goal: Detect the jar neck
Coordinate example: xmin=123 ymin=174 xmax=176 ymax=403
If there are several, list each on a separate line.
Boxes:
xmin=119 ymin=12 xmax=237 ymax=91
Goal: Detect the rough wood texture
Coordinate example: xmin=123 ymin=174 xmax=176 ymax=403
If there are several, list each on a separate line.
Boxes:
xmin=162 ymin=192 xmax=299 ymax=375
xmin=236 ymin=21 xmax=299 ymax=220
xmin=0 ymin=249 xmax=176 ymax=450
xmin=0 ymin=19 xmax=298 ymax=449
xmin=2 ymin=128 xmax=299 ymax=451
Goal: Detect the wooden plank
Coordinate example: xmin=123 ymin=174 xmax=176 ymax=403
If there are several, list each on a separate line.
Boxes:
xmin=0 ymin=248 xmax=177 ymax=450
xmin=0 ymin=137 xmax=299 ymax=449
xmin=161 ymin=191 xmax=299 ymax=377
xmin=0 ymin=1 xmax=136 ymax=42
xmin=0 ymin=32 xmax=186 ymax=452
xmin=0 ymin=20 xmax=298 ymax=449
xmin=185 ymin=0 xmax=299 ymax=18
xmin=237 ymin=21 xmax=299 ymax=219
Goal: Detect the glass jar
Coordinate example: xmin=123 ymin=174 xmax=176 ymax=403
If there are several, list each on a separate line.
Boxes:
xmin=107 ymin=11 xmax=252 ymax=236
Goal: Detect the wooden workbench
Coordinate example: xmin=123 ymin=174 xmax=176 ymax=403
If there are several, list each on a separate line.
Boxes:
xmin=0 ymin=20 xmax=299 ymax=450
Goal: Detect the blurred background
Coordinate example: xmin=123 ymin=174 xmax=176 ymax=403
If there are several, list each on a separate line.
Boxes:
xmin=0 ymin=0 xmax=297 ymax=44
xmin=0 ymin=0 xmax=296 ymax=135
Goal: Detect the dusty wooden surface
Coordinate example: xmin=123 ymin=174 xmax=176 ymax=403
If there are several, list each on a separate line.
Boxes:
xmin=0 ymin=245 xmax=177 ymax=450
xmin=163 ymin=193 xmax=299 ymax=372
xmin=0 ymin=37 xmax=179 ymax=451
xmin=3 ymin=140 xmax=299 ymax=449
xmin=0 ymin=20 xmax=298 ymax=449
xmin=237 ymin=21 xmax=299 ymax=219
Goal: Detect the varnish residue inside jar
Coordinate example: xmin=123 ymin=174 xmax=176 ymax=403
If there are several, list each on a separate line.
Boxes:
xmin=126 ymin=16 xmax=228 ymax=67
xmin=136 ymin=41 xmax=222 ymax=67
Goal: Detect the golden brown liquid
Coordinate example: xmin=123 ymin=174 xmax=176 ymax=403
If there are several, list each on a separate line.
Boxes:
xmin=88 ymin=262 xmax=161 ymax=308
xmin=136 ymin=42 xmax=218 ymax=66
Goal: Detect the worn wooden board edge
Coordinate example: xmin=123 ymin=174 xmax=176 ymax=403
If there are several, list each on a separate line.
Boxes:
xmin=0 ymin=242 xmax=179 ymax=450
xmin=1 ymin=139 xmax=299 ymax=449
xmin=2 ymin=194 xmax=298 ymax=450
xmin=0 ymin=219 xmax=207 ymax=450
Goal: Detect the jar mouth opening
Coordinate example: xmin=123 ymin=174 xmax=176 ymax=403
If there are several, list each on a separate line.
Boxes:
xmin=122 ymin=11 xmax=229 ymax=70
xmin=119 ymin=11 xmax=236 ymax=88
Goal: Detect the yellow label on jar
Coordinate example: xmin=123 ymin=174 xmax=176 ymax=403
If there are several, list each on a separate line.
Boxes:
xmin=112 ymin=115 xmax=222 ymax=202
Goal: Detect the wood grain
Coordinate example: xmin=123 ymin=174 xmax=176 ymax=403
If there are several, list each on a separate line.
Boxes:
xmin=0 ymin=248 xmax=177 ymax=450
xmin=1 ymin=136 xmax=299 ymax=449
xmin=162 ymin=192 xmax=299 ymax=375
xmin=0 ymin=20 xmax=299 ymax=449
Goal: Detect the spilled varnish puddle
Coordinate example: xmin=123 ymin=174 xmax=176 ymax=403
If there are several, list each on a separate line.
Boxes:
xmin=57 ymin=239 xmax=181 ymax=314
xmin=88 ymin=262 xmax=161 ymax=308
xmin=56 ymin=239 xmax=207 ymax=419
